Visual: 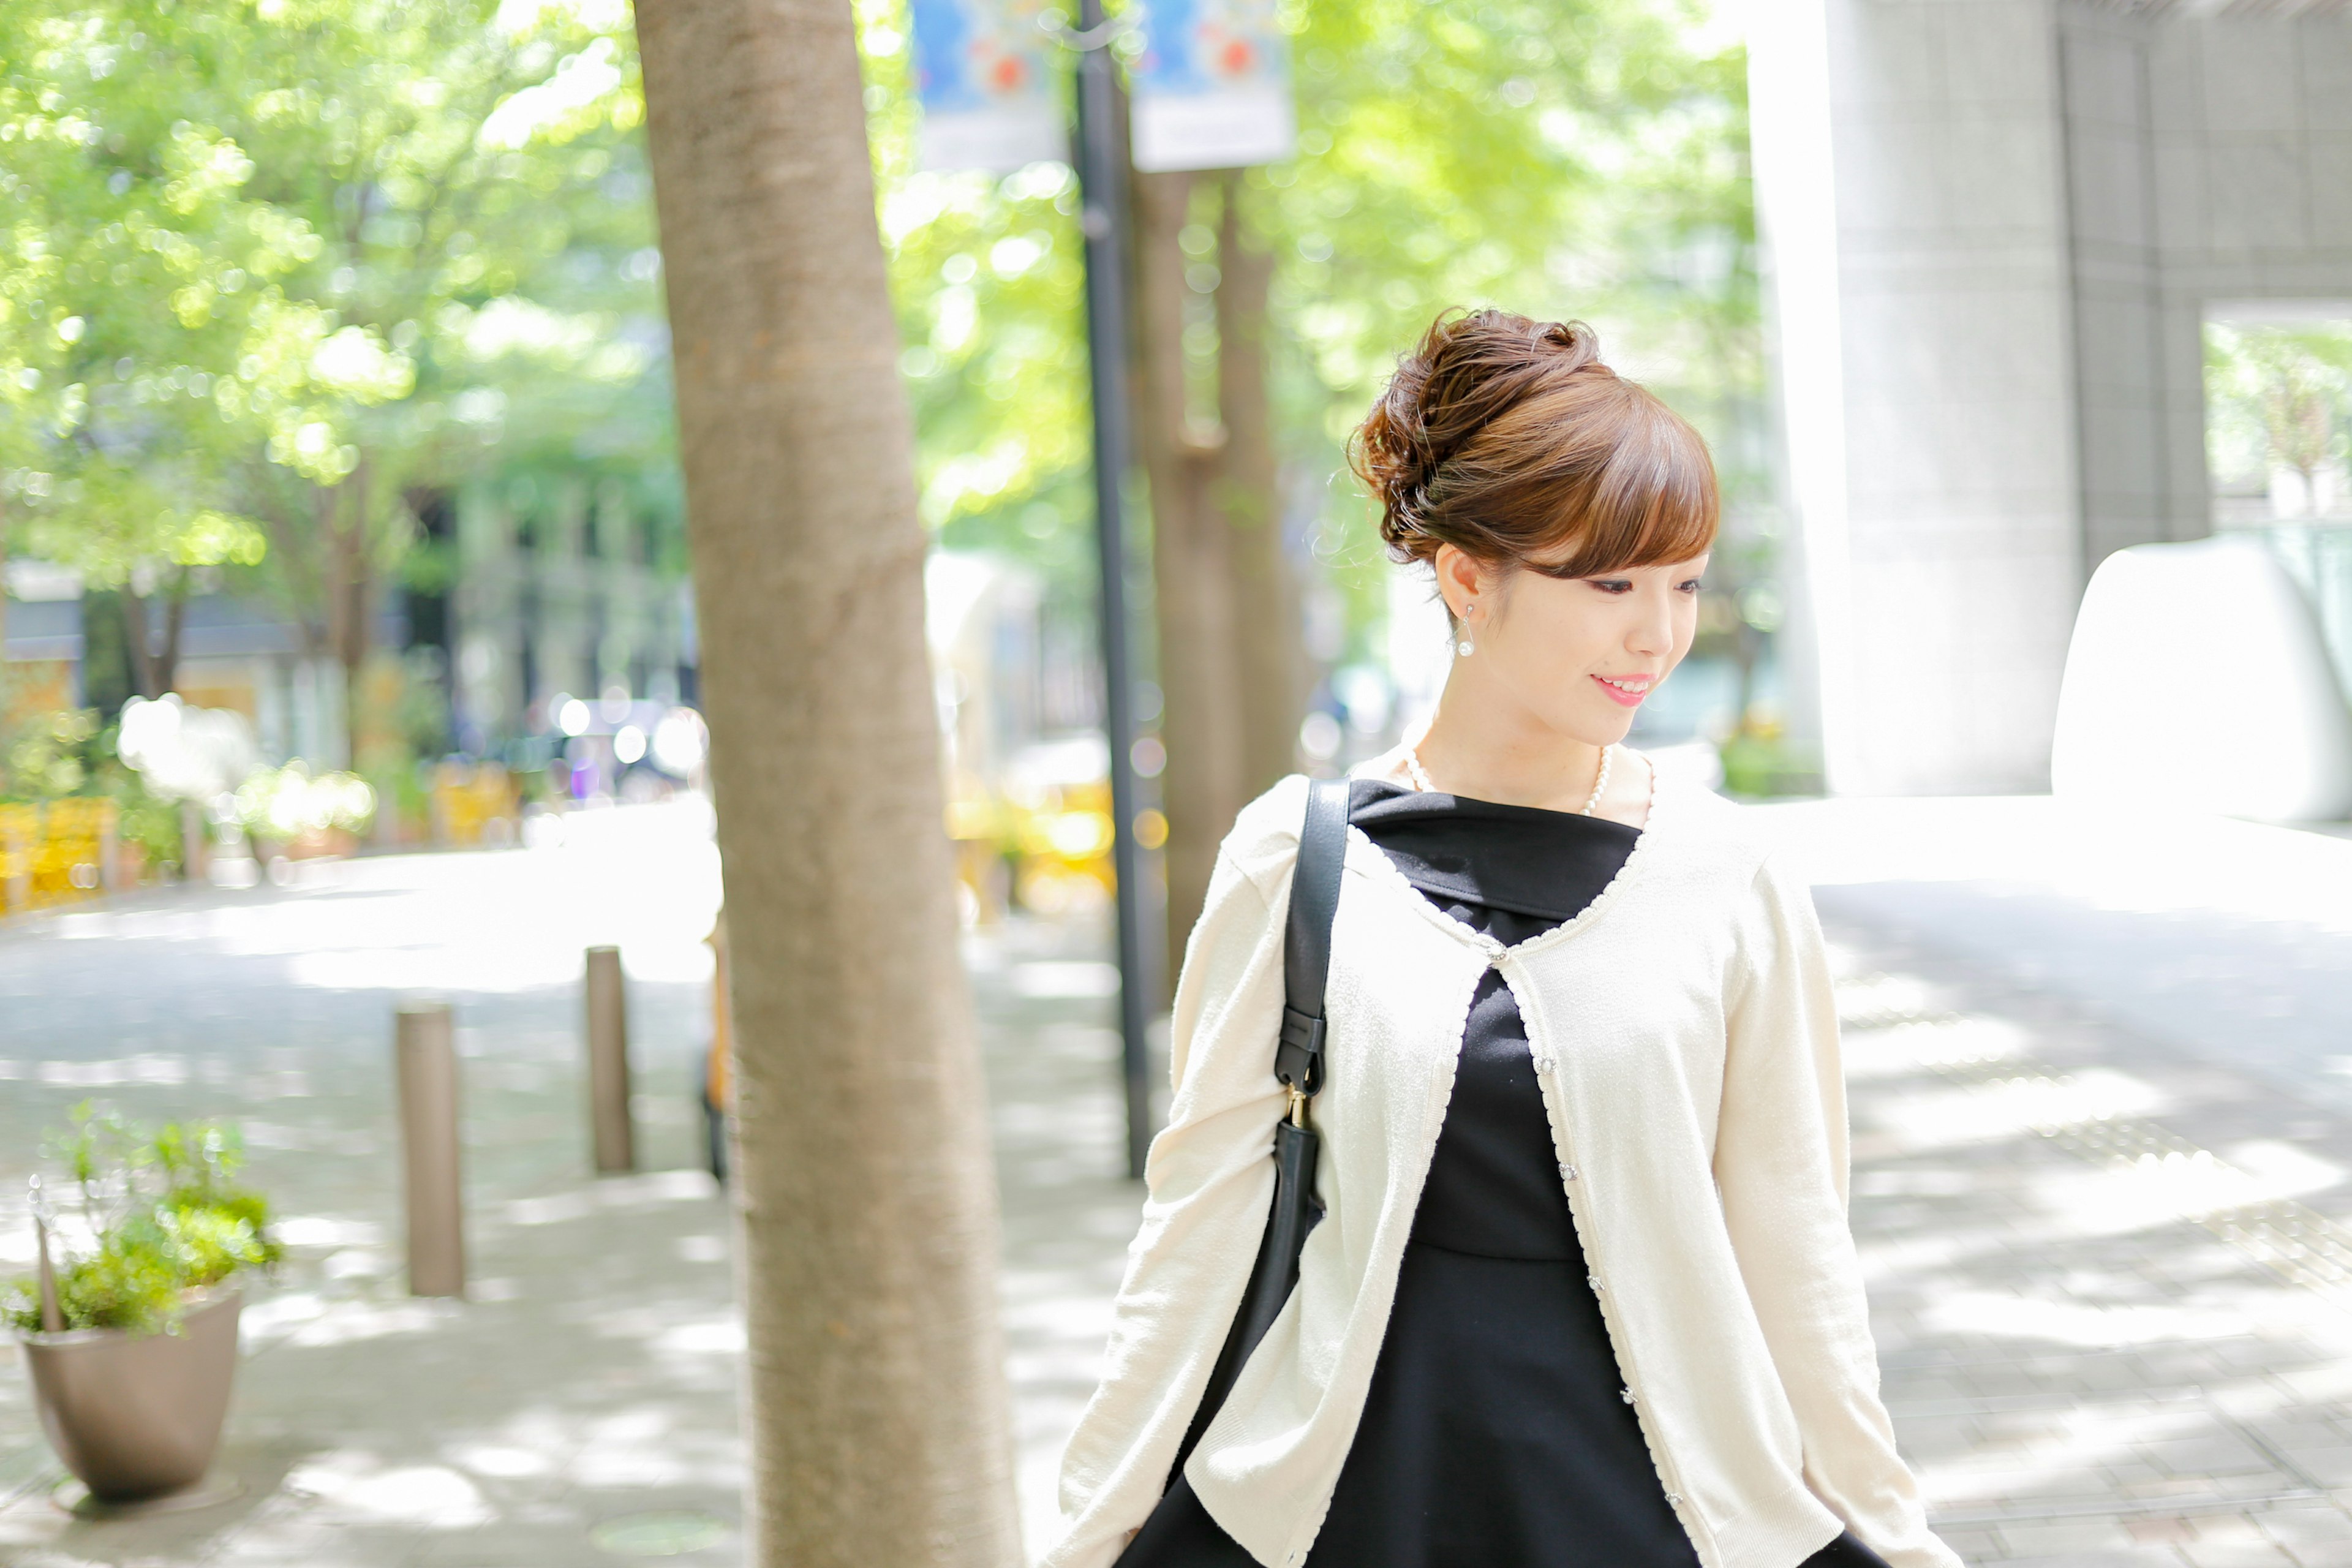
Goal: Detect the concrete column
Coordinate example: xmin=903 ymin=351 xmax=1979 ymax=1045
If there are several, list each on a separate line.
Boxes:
xmin=1752 ymin=0 xmax=2084 ymax=794
xmin=394 ymin=1003 xmax=466 ymax=1298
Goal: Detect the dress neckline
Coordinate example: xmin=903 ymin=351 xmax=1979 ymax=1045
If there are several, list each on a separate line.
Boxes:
xmin=1341 ymin=745 xmax=1678 ymax=962
xmin=1349 ymin=781 xmax=1639 ymax=924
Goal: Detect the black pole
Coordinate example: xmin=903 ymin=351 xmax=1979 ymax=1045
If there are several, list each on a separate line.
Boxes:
xmin=1072 ymin=1 xmax=1154 ymax=1180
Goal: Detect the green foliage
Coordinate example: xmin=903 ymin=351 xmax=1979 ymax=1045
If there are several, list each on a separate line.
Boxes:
xmin=234 ymin=759 xmax=375 ymax=839
xmin=9 ymin=0 xmax=1758 ymax=733
xmin=1717 ymin=722 xmax=1820 ymax=800
xmin=6 ymin=1103 xmax=281 ymax=1336
xmin=107 ymin=761 xmax=184 ymax=870
xmin=1 ymin=0 xmax=676 ymax=687
xmin=2206 ymin=320 xmax=2352 ymax=508
xmin=2 ymin=706 xmax=99 ymax=800
xmin=0 ymin=707 xmax=183 ymax=868
xmin=851 ymin=0 xmax=1757 ymax=653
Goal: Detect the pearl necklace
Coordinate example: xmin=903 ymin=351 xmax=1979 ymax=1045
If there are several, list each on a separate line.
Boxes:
xmin=1406 ymin=741 xmax=1613 ymax=816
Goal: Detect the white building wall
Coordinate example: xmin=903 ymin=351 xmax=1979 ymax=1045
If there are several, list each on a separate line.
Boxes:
xmin=1754 ymin=1 xmax=2352 ymax=796
xmin=1756 ymin=0 xmax=2084 ymax=795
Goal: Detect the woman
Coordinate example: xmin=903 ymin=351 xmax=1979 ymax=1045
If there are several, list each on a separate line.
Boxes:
xmin=1041 ymin=311 xmax=1959 ymax=1568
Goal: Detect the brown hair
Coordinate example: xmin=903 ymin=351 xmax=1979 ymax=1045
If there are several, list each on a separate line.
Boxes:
xmin=1349 ymin=310 xmax=1719 ymax=584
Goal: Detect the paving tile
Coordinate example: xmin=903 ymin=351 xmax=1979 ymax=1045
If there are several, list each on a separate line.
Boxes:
xmin=2279 ymin=1450 xmax=2352 ymax=1488
xmin=2000 ymin=1516 xmax=2144 ymax=1555
xmin=1937 ymin=1525 xmax=2007 ymax=1561
xmin=2180 ymin=1542 xmax=2297 ymax=1568
xmin=2143 ymin=1436 xmax=2287 ymax=1479
xmin=1995 ymin=1553 xmax=2188 ymax=1567
xmin=2262 ymin=1507 xmax=2352 ymax=1548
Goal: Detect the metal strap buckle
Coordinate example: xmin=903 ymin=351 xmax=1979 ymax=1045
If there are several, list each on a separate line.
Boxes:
xmin=1276 ymin=1005 xmax=1325 ymax=1097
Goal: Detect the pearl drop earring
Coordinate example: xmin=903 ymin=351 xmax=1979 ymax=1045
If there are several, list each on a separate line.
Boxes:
xmin=1456 ymin=600 xmax=1476 ymax=658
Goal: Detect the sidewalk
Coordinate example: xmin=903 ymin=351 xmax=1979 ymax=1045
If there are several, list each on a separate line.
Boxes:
xmin=0 ymin=804 xmax=745 ymax=1567
xmin=992 ymin=798 xmax=2352 ymax=1567
xmin=4 ymin=797 xmax=2352 ymax=1566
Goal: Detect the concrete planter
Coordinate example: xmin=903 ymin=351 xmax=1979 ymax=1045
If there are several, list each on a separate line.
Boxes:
xmin=18 ymin=1284 xmax=241 ymax=1502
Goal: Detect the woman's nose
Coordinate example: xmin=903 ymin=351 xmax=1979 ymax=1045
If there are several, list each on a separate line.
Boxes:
xmin=1627 ymin=591 xmax=1675 ymax=657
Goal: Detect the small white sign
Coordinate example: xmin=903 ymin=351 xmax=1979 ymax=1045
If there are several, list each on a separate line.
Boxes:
xmin=1129 ymin=0 xmax=1296 ymax=173
xmin=909 ymin=0 xmax=1069 ymax=172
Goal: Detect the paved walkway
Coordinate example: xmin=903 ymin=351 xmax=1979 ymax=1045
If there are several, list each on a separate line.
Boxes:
xmin=5 ymin=795 xmax=2352 ymax=1566
xmin=1784 ymin=800 xmax=2352 ymax=1566
xmin=0 ymin=803 xmax=744 ymax=1567
xmin=1000 ymin=799 xmax=2352 ymax=1567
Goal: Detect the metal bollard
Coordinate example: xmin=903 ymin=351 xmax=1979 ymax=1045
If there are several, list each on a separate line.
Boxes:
xmin=179 ymin=799 xmax=207 ymax=883
xmin=2 ymin=819 xmax=26 ymax=916
xmin=394 ymin=1002 xmax=466 ymax=1297
xmin=584 ymin=946 xmax=635 ymax=1174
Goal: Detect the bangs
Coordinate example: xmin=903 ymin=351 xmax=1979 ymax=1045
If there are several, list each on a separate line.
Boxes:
xmin=1514 ymin=385 xmax=1719 ymax=579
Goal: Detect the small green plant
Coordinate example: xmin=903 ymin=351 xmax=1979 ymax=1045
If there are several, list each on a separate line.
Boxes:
xmin=1 ymin=708 xmax=101 ymax=802
xmin=1718 ymin=720 xmax=1826 ymax=800
xmin=6 ymin=1104 xmax=281 ymax=1336
xmin=234 ymin=761 xmax=377 ymax=842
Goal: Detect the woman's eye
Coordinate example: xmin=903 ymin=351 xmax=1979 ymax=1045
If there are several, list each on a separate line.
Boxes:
xmin=1677 ymin=578 xmax=1704 ymax=594
xmin=1588 ymin=579 xmax=1634 ymax=595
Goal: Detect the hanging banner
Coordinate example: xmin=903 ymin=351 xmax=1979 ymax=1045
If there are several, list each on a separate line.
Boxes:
xmin=1128 ymin=0 xmax=1295 ymax=173
xmin=909 ymin=0 xmax=1068 ymax=172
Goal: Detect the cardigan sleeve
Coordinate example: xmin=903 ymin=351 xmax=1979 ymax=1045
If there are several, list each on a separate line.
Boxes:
xmin=1714 ymin=854 xmax=1961 ymax=1568
xmin=1037 ymin=843 xmax=1295 ymax=1568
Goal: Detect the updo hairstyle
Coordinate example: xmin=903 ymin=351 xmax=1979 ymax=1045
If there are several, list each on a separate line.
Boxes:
xmin=1349 ymin=310 xmax=1719 ymax=594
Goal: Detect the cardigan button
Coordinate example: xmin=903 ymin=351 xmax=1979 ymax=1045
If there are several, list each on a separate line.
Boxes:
xmin=1560 ymin=1163 xmax=1578 ymax=1181
xmin=1620 ymin=1387 xmax=1635 ymax=1405
xmin=1665 ymin=1493 xmax=1683 ymax=1506
xmin=1589 ymin=1275 xmax=1605 ymax=1292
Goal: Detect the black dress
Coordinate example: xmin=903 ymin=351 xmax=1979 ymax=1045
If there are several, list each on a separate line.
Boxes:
xmin=1117 ymin=782 xmax=1891 ymax=1568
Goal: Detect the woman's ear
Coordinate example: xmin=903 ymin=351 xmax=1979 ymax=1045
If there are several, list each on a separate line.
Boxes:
xmin=1433 ymin=543 xmax=1487 ymax=619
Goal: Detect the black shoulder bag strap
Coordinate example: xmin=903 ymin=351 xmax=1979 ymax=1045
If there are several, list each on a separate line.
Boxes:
xmin=1170 ymin=775 xmax=1350 ymax=1474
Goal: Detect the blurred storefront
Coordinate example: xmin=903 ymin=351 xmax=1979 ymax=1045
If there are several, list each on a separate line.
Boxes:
xmin=1 ymin=473 xmax=698 ymax=774
xmin=925 ymin=548 xmax=1136 ymax=922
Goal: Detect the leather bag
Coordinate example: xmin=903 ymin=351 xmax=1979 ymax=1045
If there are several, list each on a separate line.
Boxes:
xmin=1170 ymin=775 xmax=1350 ymax=1472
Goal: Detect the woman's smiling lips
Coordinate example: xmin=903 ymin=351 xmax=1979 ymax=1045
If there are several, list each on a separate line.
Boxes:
xmin=1591 ymin=673 xmax=1655 ymax=707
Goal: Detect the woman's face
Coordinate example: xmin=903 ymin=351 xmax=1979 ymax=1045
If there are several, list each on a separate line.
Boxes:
xmin=1436 ymin=543 xmax=1710 ymax=748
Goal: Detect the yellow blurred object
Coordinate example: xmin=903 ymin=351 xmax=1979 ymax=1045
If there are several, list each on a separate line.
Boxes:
xmin=1009 ymin=780 xmax=1115 ymax=911
xmin=944 ymin=796 xmax=1003 ymax=842
xmin=705 ymin=914 xmax=732 ymax=1112
xmin=1134 ymin=808 xmax=1169 ymax=851
xmin=939 ymin=779 xmax=1119 ymax=922
xmin=429 ymin=761 xmax=520 ymax=846
xmin=0 ymin=799 xmax=116 ymax=915
xmin=702 ymin=913 xmax=733 ymax=1182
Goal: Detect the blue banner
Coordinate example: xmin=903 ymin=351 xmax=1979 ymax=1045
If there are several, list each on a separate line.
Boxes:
xmin=1129 ymin=0 xmax=1295 ymax=172
xmin=909 ymin=0 xmax=1068 ymax=172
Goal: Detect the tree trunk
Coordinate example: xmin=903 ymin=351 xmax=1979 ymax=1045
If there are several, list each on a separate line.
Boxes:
xmin=119 ymin=585 xmax=159 ymax=699
xmin=115 ymin=568 xmax=196 ymax=702
xmin=1212 ymin=172 xmax=1300 ymax=793
xmin=154 ymin=565 xmax=190 ymax=699
xmin=1133 ymin=169 xmax=1301 ymax=986
xmin=1132 ymin=168 xmax=1248 ymax=990
xmin=633 ymin=5 xmax=1020 ymax=1567
xmin=328 ymin=467 xmax=374 ymax=768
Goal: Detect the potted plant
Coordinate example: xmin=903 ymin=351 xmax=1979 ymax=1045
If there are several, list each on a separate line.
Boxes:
xmin=6 ymin=1106 xmax=281 ymax=1507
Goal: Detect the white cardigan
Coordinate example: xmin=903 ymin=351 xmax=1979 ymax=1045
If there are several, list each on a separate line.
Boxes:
xmin=1040 ymin=762 xmax=1959 ymax=1568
